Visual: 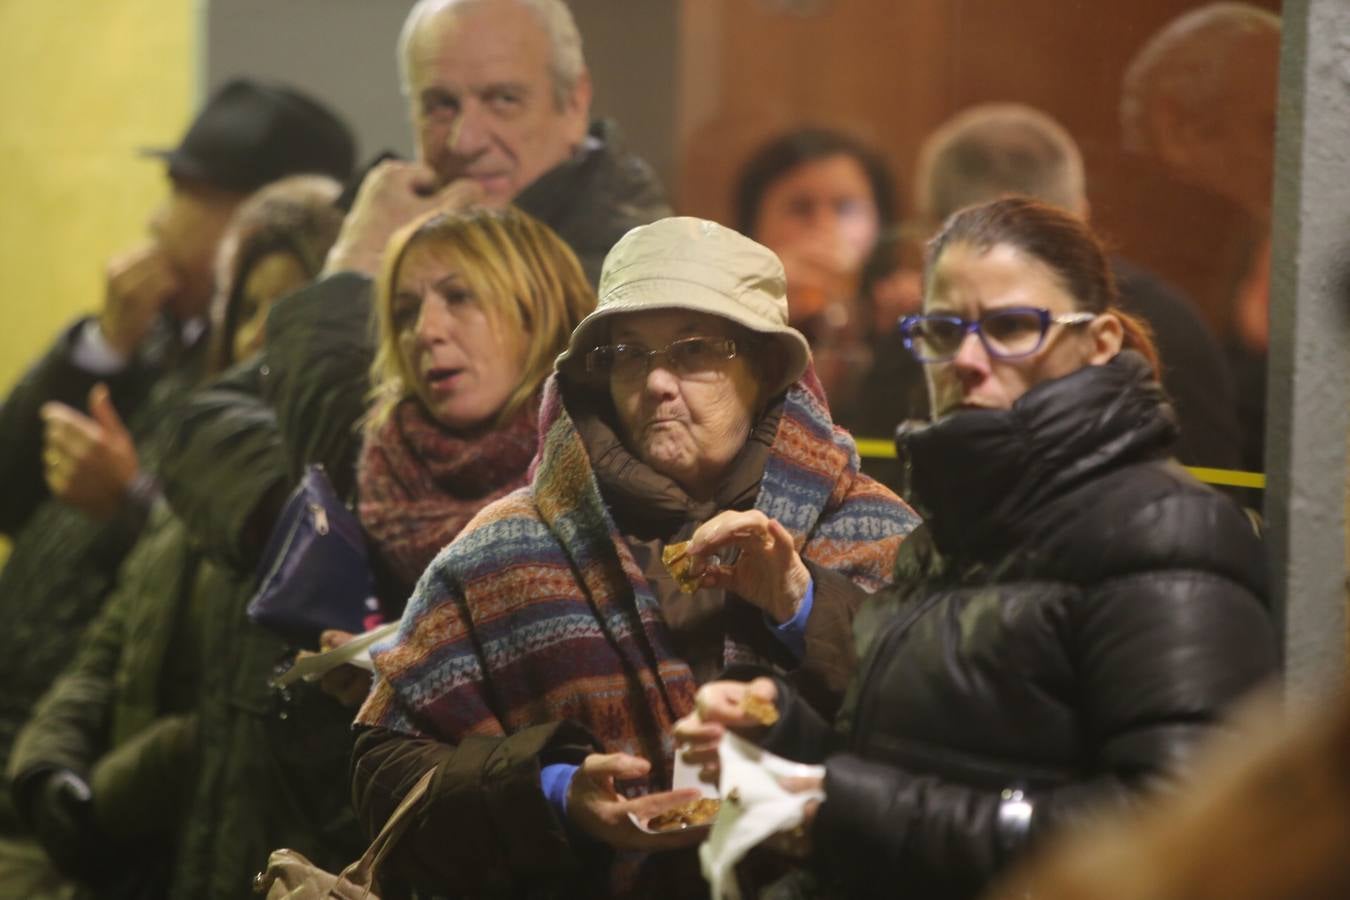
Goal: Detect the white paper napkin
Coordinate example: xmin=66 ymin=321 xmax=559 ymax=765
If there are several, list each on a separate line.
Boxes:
xmin=673 ymin=747 xmax=721 ymax=799
xmin=270 ymin=621 xmax=400 ymax=687
xmin=699 ymin=732 xmax=826 ymax=900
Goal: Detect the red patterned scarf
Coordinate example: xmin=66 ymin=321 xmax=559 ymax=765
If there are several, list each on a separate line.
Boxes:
xmin=357 ymin=394 xmax=541 ymax=592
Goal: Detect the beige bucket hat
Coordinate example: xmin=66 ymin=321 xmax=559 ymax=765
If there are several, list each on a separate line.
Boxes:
xmin=555 ymin=217 xmax=811 ymax=398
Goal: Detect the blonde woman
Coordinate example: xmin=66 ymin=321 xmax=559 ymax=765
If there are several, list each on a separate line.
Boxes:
xmin=357 ymin=205 xmax=595 ymax=608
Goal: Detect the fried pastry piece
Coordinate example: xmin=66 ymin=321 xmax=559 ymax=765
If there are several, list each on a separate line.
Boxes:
xmin=742 ymin=691 xmax=780 ymax=726
xmin=662 ymin=541 xmax=702 ymax=593
xmin=648 ymin=797 xmax=722 ymax=831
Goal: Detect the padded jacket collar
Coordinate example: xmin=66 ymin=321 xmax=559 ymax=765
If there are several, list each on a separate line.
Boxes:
xmin=900 ymin=351 xmax=1177 ymax=561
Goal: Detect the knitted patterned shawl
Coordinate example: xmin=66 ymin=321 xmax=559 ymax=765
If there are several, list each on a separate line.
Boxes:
xmin=359 ymin=374 xmax=917 ymax=790
xmin=357 ymin=395 xmax=540 ymax=592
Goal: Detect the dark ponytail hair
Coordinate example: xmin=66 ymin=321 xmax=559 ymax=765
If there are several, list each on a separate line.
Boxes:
xmin=925 ymin=196 xmax=1161 ymax=378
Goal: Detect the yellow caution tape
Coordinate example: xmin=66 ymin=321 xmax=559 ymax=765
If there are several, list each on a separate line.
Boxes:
xmin=854 ymin=438 xmax=901 ymax=460
xmin=1181 ymin=467 xmax=1266 ymax=489
xmin=853 ymin=439 xmax=1266 ymax=490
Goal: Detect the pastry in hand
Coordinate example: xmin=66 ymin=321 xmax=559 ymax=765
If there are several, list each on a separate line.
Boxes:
xmin=742 ymin=691 xmax=780 ymax=726
xmin=662 ymin=541 xmax=702 ymax=593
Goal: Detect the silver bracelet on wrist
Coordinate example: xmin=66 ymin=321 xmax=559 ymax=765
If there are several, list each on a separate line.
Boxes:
xmin=996 ymin=787 xmax=1034 ymax=855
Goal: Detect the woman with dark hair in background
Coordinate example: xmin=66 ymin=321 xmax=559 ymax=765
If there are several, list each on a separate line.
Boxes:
xmin=205 ymin=175 xmax=345 ymax=372
xmin=835 ymin=225 xmax=933 ymax=490
xmin=678 ymin=197 xmax=1277 ymax=900
xmin=734 ymin=127 xmax=897 ymax=413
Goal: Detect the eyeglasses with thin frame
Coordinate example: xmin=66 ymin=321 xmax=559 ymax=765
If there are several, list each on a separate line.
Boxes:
xmin=898 ymin=306 xmax=1095 ymax=363
xmin=585 ymin=336 xmax=738 ymax=381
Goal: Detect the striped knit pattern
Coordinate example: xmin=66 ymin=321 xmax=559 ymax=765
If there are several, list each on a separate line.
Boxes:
xmin=359 ymin=373 xmax=919 ymax=791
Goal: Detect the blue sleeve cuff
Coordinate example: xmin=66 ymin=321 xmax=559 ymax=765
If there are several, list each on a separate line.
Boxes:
xmin=766 ymin=579 xmax=813 ymax=659
xmin=540 ymin=763 xmax=579 ymax=822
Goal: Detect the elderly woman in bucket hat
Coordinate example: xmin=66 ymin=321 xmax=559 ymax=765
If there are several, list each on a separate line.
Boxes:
xmin=350 ymin=217 xmax=919 ymax=898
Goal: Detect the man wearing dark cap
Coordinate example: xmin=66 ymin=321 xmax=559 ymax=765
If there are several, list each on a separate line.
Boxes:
xmin=0 ymin=77 xmax=354 ymax=855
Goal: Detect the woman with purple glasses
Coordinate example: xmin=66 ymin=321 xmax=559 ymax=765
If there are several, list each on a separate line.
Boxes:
xmin=676 ymin=197 xmax=1277 ymax=900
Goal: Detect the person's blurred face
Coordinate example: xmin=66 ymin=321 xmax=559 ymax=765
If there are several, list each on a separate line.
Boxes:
xmin=392 ymin=242 xmax=526 ymax=430
xmin=1148 ymin=31 xmax=1279 ymax=217
xmin=753 ymin=154 xmax=881 ymax=273
xmin=923 ymin=241 xmax=1119 ymax=418
xmin=607 ymin=310 xmax=761 ymax=500
xmin=868 ymin=266 xmax=924 ymax=334
xmin=407 ymin=0 xmax=591 ymax=207
xmin=231 ymin=251 xmax=311 ymax=363
xmin=1204 ymin=58 xmax=1278 ymax=217
xmin=149 ymin=179 xmax=243 ymax=321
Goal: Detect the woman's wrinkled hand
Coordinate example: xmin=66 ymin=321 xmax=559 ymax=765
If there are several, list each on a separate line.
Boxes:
xmin=688 ymin=510 xmax=811 ymax=624
xmin=566 ymin=753 xmax=705 ymax=851
xmin=674 ymin=678 xmax=780 ymax=785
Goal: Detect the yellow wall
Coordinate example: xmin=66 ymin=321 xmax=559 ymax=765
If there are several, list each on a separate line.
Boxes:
xmin=0 ymin=0 xmax=194 ymax=563
xmin=0 ymin=1 xmax=195 ymax=393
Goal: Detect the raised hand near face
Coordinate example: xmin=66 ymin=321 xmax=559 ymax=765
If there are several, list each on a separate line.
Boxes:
xmin=323 ymin=161 xmax=484 ymax=277
xmin=99 ymin=242 xmax=182 ymax=358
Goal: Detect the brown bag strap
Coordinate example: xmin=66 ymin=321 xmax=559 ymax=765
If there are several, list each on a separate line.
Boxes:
xmin=337 ymin=765 xmax=438 ymax=893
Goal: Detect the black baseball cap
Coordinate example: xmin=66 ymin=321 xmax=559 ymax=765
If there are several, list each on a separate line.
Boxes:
xmin=143 ymin=78 xmax=357 ymax=193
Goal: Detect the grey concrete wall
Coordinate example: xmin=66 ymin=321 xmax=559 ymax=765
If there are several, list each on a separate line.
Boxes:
xmin=570 ymin=0 xmax=677 ymax=194
xmin=203 ymin=0 xmax=677 ymax=191
xmin=1265 ymin=0 xmax=1350 ymax=701
xmin=205 ymin=0 xmax=417 ymax=163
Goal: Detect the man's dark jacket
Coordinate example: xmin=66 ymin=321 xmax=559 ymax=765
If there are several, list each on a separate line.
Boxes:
xmin=516 ymin=120 xmax=671 ymax=286
xmin=14 ymin=279 xmax=383 ymax=898
xmin=0 ymin=321 xmax=205 ymax=829
xmin=6 ymin=358 xmax=292 ymax=897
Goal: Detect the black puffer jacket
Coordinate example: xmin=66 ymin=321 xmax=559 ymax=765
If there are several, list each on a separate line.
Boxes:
xmin=169 ymin=285 xmax=375 ymax=899
xmin=762 ymin=352 xmax=1278 ymax=900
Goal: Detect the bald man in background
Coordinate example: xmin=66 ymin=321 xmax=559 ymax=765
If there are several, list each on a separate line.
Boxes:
xmin=1103 ymin=4 xmax=1281 ymax=471
xmin=850 ymin=102 xmax=1242 ymax=476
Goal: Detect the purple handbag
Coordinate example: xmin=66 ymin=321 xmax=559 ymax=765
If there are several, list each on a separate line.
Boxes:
xmin=247 ymin=464 xmax=379 ymax=650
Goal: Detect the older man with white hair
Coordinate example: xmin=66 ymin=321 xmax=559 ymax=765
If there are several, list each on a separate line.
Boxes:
xmin=325 ymin=0 xmax=669 ymax=284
